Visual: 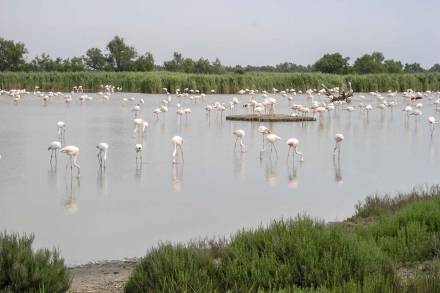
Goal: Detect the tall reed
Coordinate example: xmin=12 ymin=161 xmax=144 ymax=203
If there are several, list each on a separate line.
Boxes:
xmin=1 ymin=72 xmax=440 ymax=93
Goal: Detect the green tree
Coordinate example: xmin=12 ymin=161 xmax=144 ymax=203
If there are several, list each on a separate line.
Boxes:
xmin=313 ymin=53 xmax=350 ymax=74
xmin=164 ymin=52 xmax=184 ymax=71
xmin=134 ymin=52 xmax=154 ymax=71
xmin=181 ymin=58 xmax=195 ymax=73
xmin=31 ymin=53 xmax=55 ymax=71
xmin=404 ymin=62 xmax=425 ymax=73
xmin=353 ymin=52 xmax=385 ymax=74
xmin=194 ymin=58 xmax=211 ymax=73
xmin=0 ymin=37 xmax=28 ymax=71
xmin=106 ymin=36 xmax=137 ymax=71
xmin=383 ymin=59 xmax=403 ymax=73
xmin=212 ymin=58 xmax=225 ymax=74
xmin=63 ymin=57 xmax=85 ymax=71
xmin=84 ymin=48 xmax=108 ymax=70
xmin=429 ymin=64 xmax=440 ymax=72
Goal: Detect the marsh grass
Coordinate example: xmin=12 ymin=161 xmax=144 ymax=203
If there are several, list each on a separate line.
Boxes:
xmin=125 ymin=186 xmax=440 ymax=292
xmin=0 ymin=232 xmax=70 ymax=293
xmin=1 ymin=72 xmax=440 ymax=93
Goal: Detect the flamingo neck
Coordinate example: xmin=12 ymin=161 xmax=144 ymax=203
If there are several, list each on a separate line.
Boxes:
xmin=172 ymin=143 xmax=177 ymax=157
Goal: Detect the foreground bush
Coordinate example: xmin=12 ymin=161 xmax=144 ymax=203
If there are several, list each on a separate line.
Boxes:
xmin=124 ymin=244 xmax=217 ymax=292
xmin=125 ymin=186 xmax=440 ymax=292
xmin=0 ymin=233 xmax=70 ymax=292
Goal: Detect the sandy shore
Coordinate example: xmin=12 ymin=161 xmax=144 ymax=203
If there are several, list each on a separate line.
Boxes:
xmin=68 ymin=259 xmax=139 ymax=293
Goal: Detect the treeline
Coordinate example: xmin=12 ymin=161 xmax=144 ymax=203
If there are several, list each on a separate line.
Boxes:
xmin=1 ymin=36 xmax=439 ymax=74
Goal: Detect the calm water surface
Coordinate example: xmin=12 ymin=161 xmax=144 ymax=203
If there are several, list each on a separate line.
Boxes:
xmin=0 ymin=93 xmax=439 ymax=264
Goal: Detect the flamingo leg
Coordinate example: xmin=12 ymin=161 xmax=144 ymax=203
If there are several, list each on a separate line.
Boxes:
xmin=73 ymin=156 xmax=80 ymax=177
xmin=234 ymin=137 xmax=238 ymax=152
xmin=179 ymin=145 xmax=184 ymax=163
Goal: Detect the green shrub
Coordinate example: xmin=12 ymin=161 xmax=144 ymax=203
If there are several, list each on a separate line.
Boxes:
xmin=218 ymin=217 xmax=396 ymax=292
xmin=355 ymin=195 xmax=440 ymax=262
xmin=125 ymin=187 xmax=440 ymax=292
xmin=0 ymin=232 xmax=70 ymax=292
xmin=125 ymin=244 xmax=217 ymax=293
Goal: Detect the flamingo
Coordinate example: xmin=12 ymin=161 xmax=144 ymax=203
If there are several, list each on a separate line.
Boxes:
xmin=428 ymin=116 xmax=438 ymax=135
xmin=60 ymin=146 xmax=80 ymax=177
xmin=286 ymin=138 xmax=304 ymax=162
xmin=266 ymin=134 xmax=281 ymax=157
xmin=96 ymin=142 xmax=109 ymax=169
xmin=258 ymin=125 xmax=271 ymax=153
xmin=135 ymin=144 xmax=143 ymax=166
xmin=133 ymin=118 xmax=148 ymax=138
xmin=132 ymin=104 xmax=141 ymax=118
xmin=334 ymin=133 xmax=344 ymax=156
xmin=172 ymin=136 xmax=184 ymax=164
xmin=57 ymin=121 xmax=66 ymax=142
xmin=183 ymin=108 xmax=192 ymax=120
xmin=233 ymin=129 xmax=246 ymax=152
xmin=153 ymin=108 xmax=161 ymax=119
xmin=48 ymin=141 xmax=61 ymax=165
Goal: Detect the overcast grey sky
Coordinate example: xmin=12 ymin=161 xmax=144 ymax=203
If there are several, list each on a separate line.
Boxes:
xmin=1 ymin=0 xmax=439 ymax=67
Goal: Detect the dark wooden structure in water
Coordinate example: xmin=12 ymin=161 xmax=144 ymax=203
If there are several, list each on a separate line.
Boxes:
xmin=226 ymin=114 xmax=316 ymax=122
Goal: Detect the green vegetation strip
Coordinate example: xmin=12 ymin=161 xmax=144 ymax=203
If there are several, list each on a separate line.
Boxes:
xmin=226 ymin=114 xmax=316 ymax=122
xmin=1 ymin=72 xmax=440 ymax=93
xmin=125 ymin=186 xmax=440 ymax=292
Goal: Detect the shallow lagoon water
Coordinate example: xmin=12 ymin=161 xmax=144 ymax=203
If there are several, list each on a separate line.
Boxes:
xmin=1 ymin=92 xmax=439 ymax=265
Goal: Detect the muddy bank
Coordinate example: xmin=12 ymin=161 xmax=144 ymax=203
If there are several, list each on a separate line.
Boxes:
xmin=68 ymin=259 xmax=139 ymax=293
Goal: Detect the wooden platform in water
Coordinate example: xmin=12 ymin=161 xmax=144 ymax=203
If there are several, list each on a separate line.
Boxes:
xmin=226 ymin=114 xmax=316 ymax=122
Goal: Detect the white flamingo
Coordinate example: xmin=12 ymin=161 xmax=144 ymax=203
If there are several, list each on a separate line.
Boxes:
xmin=258 ymin=125 xmax=271 ymax=153
xmin=133 ymin=118 xmax=148 ymax=138
xmin=428 ymin=116 xmax=438 ymax=135
xmin=266 ymin=134 xmax=281 ymax=157
xmin=233 ymin=129 xmax=246 ymax=152
xmin=135 ymin=144 xmax=143 ymax=166
xmin=60 ymin=146 xmax=80 ymax=177
xmin=96 ymin=142 xmax=109 ymax=169
xmin=286 ymin=138 xmax=304 ymax=162
xmin=172 ymin=136 xmax=184 ymax=164
xmin=334 ymin=133 xmax=344 ymax=156
xmin=48 ymin=141 xmax=61 ymax=165
xmin=57 ymin=121 xmax=66 ymax=142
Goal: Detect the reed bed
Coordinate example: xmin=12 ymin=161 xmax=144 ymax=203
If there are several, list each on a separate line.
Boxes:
xmin=1 ymin=71 xmax=440 ymax=93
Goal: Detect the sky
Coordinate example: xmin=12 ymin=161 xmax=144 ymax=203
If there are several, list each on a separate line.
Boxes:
xmin=1 ymin=0 xmax=439 ymax=67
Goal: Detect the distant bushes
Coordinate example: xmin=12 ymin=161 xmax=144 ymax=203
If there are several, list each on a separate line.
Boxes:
xmin=1 ymin=71 xmax=440 ymax=94
xmin=125 ymin=186 xmax=440 ymax=292
xmin=0 ymin=233 xmax=70 ymax=292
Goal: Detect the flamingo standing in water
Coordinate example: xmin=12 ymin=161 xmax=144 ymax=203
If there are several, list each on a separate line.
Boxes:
xmin=258 ymin=125 xmax=271 ymax=153
xmin=60 ymin=145 xmax=80 ymax=176
xmin=266 ymin=134 xmax=281 ymax=157
xmin=334 ymin=133 xmax=344 ymax=156
xmin=233 ymin=129 xmax=246 ymax=152
xmin=133 ymin=118 xmax=148 ymax=139
xmin=428 ymin=116 xmax=438 ymax=135
xmin=286 ymin=138 xmax=304 ymax=162
xmin=48 ymin=141 xmax=61 ymax=165
xmin=132 ymin=104 xmax=141 ymax=118
xmin=96 ymin=142 xmax=109 ymax=169
xmin=135 ymin=144 xmax=143 ymax=166
xmin=171 ymin=136 xmax=184 ymax=164
xmin=57 ymin=121 xmax=66 ymax=143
